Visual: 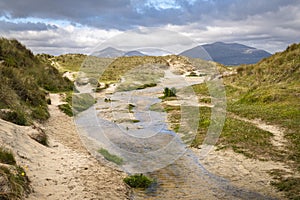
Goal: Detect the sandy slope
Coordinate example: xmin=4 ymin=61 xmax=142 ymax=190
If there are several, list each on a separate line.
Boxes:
xmin=194 ymin=146 xmax=288 ymax=199
xmin=0 ymin=93 xmax=129 ymax=200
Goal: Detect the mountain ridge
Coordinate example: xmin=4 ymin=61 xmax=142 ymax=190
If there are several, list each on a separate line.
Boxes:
xmin=180 ymin=42 xmax=271 ymax=65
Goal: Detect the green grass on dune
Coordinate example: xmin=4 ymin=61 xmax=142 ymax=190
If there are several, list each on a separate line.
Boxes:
xmin=99 ymin=56 xmax=169 ymax=83
xmin=0 ymin=148 xmax=31 ymax=199
xmin=175 ymin=43 xmax=300 ymax=199
xmin=0 ymin=38 xmax=73 ymax=125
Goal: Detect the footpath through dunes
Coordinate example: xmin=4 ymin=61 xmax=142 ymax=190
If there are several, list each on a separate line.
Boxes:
xmin=75 ymin=66 xmax=285 ymax=199
xmin=0 ymin=93 xmax=129 ymax=200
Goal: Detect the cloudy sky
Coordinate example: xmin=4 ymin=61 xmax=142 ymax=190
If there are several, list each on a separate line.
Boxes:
xmin=0 ymin=0 xmax=299 ymax=55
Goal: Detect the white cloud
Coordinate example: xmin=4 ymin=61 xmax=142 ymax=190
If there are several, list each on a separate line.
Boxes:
xmin=1 ymin=24 xmax=122 ymax=55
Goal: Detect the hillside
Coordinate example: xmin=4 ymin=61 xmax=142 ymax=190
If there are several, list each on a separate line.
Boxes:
xmin=188 ymin=43 xmax=300 ymax=199
xmin=0 ymin=38 xmax=73 ymax=199
xmin=180 ymin=42 xmax=271 ymax=65
xmin=0 ymin=38 xmax=73 ymax=126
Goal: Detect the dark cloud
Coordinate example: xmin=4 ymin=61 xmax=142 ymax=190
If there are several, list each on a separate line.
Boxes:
xmin=0 ymin=0 xmax=298 ymax=29
xmin=0 ymin=20 xmax=57 ymax=32
xmin=0 ymin=0 xmax=132 ymax=29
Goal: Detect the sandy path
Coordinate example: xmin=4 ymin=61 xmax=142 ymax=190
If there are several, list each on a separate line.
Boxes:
xmin=229 ymin=114 xmax=288 ymax=150
xmin=0 ymin=93 xmax=129 ymax=200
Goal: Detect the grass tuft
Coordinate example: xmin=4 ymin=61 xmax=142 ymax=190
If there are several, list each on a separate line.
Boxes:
xmin=58 ymin=104 xmax=73 ymax=117
xmin=0 ymin=166 xmax=31 ymax=200
xmin=98 ymin=148 xmax=123 ymax=165
xmin=0 ymin=149 xmax=16 ymax=165
xmin=0 ymin=147 xmax=31 ymax=199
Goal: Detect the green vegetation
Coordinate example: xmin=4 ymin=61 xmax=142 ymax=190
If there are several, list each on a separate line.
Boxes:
xmin=0 ymin=165 xmax=31 ymax=200
xmin=219 ymin=117 xmax=279 ymax=159
xmin=27 ymin=126 xmax=48 ymax=146
xmin=35 ymin=133 xmax=48 ymax=147
xmin=72 ymin=93 xmax=96 ymax=114
xmin=0 ymin=148 xmax=31 ymax=199
xmin=38 ymin=53 xmax=87 ymax=72
xmin=0 ymin=148 xmax=16 ymax=165
xmin=166 ymin=43 xmax=300 ymax=199
xmin=162 ymin=87 xmax=177 ymax=98
xmin=57 ymin=93 xmax=73 ymax=117
xmin=192 ymin=84 xmax=210 ymax=96
xmin=226 ymin=44 xmax=300 ymax=163
xmin=98 ymin=148 xmax=123 ymax=165
xmin=149 ymin=103 xmax=164 ymax=112
xmin=99 ymin=56 xmax=169 ymax=83
xmin=58 ymin=103 xmax=73 ymax=117
xmin=123 ymin=174 xmax=154 ymax=189
xmin=128 ymin=104 xmax=135 ymax=113
xmin=271 ymin=177 xmax=300 ymax=200
xmin=0 ymin=38 xmax=73 ymax=125
xmin=269 ymin=169 xmax=300 ymax=200
xmin=115 ymin=62 xmax=164 ymax=91
xmin=225 ymin=44 xmax=300 ymax=198
xmin=185 ymin=44 xmax=300 ymax=160
xmin=162 ymin=105 xmax=181 ymax=132
xmin=131 ymin=119 xmax=140 ymax=123
xmin=58 ymin=92 xmax=96 ymax=116
xmin=0 ymin=110 xmax=28 ymax=126
xmin=186 ymin=71 xmax=198 ymax=77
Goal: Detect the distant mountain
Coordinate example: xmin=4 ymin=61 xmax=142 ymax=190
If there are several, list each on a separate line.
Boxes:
xmin=124 ymin=50 xmax=146 ymax=57
xmin=94 ymin=47 xmax=125 ymax=58
xmin=180 ymin=42 xmax=272 ymax=65
xmin=94 ymin=47 xmax=147 ymax=58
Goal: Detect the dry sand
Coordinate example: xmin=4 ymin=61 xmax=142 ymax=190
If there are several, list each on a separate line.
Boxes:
xmin=0 ymin=93 xmax=129 ymax=200
xmin=194 ymin=146 xmax=288 ymax=199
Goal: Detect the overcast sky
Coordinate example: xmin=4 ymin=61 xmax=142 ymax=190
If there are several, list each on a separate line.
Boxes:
xmin=0 ymin=0 xmax=299 ymax=55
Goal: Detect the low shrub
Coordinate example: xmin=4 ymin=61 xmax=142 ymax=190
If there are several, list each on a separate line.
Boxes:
xmin=163 ymin=87 xmax=176 ymax=98
xmin=1 ymin=110 xmax=28 ymax=126
xmin=31 ymin=106 xmax=50 ymax=121
xmin=123 ymin=174 xmax=154 ymax=189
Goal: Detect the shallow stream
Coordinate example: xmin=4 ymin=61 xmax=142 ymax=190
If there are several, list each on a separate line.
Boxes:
xmin=75 ymin=70 xmax=277 ymax=200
